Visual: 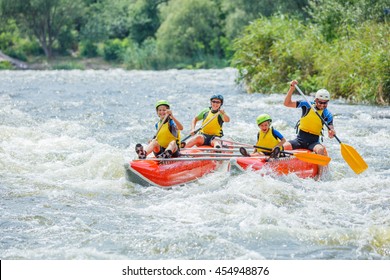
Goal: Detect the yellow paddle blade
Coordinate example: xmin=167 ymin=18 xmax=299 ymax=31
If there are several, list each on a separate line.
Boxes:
xmin=340 ymin=143 xmax=368 ymax=174
xmin=293 ymin=152 xmax=331 ymax=166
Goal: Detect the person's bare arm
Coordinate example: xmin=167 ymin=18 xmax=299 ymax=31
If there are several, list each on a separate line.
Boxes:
xmin=284 ymin=80 xmax=298 ymax=108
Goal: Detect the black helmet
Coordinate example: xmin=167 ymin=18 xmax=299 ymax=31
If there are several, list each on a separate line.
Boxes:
xmin=210 ymin=94 xmax=224 ymax=105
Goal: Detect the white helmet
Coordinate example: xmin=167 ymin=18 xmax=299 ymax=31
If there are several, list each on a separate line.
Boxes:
xmin=315 ymin=89 xmax=330 ymax=101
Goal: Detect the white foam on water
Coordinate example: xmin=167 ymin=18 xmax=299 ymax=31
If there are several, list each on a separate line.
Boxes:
xmin=1 ymin=70 xmax=389 ymax=260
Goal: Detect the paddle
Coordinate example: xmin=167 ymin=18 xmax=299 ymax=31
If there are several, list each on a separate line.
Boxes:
xmin=294 ymin=85 xmax=368 ymax=174
xmin=152 ymin=114 xmax=169 ymax=140
xmin=181 ymin=147 xmax=239 ymax=152
xmin=180 ymin=111 xmax=221 ymax=146
xmin=181 ymin=152 xmax=252 ymax=157
xmin=181 ymin=144 xmax=331 ymax=165
xmin=239 ymin=146 xmax=331 ymax=166
xmin=215 ymin=139 xmax=253 ymax=148
xmin=135 ymin=157 xmax=234 ymax=162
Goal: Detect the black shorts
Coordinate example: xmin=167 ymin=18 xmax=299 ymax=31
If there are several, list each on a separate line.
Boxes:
xmin=199 ymin=133 xmax=217 ymax=146
xmin=289 ymin=130 xmax=321 ymax=151
xmin=154 ymin=146 xmax=181 ymax=158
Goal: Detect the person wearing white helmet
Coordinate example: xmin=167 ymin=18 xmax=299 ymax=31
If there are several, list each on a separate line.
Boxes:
xmin=315 ymin=89 xmax=331 ymax=101
xmin=135 ymin=100 xmax=183 ymax=159
xmin=183 ymin=94 xmax=230 ymax=149
xmin=283 ymin=80 xmax=336 ymax=177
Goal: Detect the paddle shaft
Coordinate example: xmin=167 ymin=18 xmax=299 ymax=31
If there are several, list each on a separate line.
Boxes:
xmin=152 ymin=114 xmax=169 ymax=140
xmin=135 ymin=157 xmax=233 ymax=161
xmin=135 ymin=150 xmax=329 ymax=165
xmin=181 ymin=111 xmax=221 ymax=143
xmin=247 ymin=145 xmax=331 ymax=166
xmin=252 ymin=145 xmax=307 ymax=157
xmin=181 ymin=147 xmax=239 ymax=152
xmin=215 ymin=138 xmax=253 ymax=148
xmin=181 ymin=147 xmax=314 ymax=158
xmin=135 ymin=155 xmax=272 ymax=162
xmin=181 ymin=152 xmax=248 ymax=157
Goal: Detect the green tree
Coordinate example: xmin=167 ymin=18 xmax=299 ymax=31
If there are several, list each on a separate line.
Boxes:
xmin=156 ymin=0 xmax=222 ymax=62
xmin=80 ymin=0 xmax=132 ymax=42
xmin=231 ymin=16 xmax=317 ymax=93
xmin=314 ymin=22 xmax=390 ymax=104
xmin=231 ymin=14 xmax=389 ymax=104
xmin=307 ymin=0 xmax=390 ymax=41
xmin=128 ymin=0 xmax=168 ymax=44
xmin=0 ymin=0 xmax=85 ymax=58
xmin=221 ymin=0 xmax=309 ymax=40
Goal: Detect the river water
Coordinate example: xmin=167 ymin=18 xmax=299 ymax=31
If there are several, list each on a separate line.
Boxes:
xmin=0 ymin=69 xmax=389 ymax=260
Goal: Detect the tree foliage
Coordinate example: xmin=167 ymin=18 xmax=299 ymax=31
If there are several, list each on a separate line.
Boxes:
xmin=232 ymin=14 xmax=390 ymax=104
xmin=0 ymin=0 xmax=389 ymax=104
xmin=1 ymin=0 xmax=85 ymax=58
xmin=128 ymin=0 xmax=168 ymax=44
xmin=232 ymin=16 xmax=320 ymax=93
xmin=307 ymin=0 xmax=390 ymax=41
xmin=221 ymin=0 xmax=309 ymax=39
xmin=157 ymin=0 xmax=221 ymax=60
xmin=314 ymin=22 xmax=390 ymax=104
xmin=80 ymin=0 xmax=132 ymax=42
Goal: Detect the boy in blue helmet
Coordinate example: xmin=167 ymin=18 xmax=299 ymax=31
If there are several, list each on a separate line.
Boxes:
xmin=182 ymin=94 xmax=230 ymax=149
xmin=136 ymin=100 xmax=183 ymax=159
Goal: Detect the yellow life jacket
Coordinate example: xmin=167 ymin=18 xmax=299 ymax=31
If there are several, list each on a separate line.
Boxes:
xmin=200 ymin=111 xmax=223 ymax=136
xmin=156 ymin=120 xmax=180 ymax=148
xmin=255 ymin=127 xmax=280 ymax=153
xmin=299 ymin=108 xmax=324 ymax=136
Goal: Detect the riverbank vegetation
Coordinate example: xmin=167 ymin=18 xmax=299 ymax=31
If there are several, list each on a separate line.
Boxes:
xmin=0 ymin=0 xmax=389 ymax=104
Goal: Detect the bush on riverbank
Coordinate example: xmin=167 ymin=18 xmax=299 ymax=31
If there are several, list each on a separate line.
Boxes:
xmin=232 ymin=16 xmax=390 ymax=105
xmin=1 ymin=0 xmax=389 ymax=104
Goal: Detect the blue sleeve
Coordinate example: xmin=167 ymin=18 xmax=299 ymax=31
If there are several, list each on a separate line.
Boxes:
xmin=322 ymin=109 xmax=333 ymax=125
xmin=169 ymin=118 xmax=177 ymax=128
xmin=296 ymin=100 xmax=311 ymax=109
xmin=272 ymin=128 xmax=284 ymax=140
xmin=155 ymin=119 xmax=174 ymax=130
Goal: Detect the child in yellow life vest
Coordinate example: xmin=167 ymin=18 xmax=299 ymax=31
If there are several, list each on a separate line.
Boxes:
xmin=182 ymin=94 xmax=230 ymax=149
xmin=135 ymin=100 xmax=183 ymax=159
xmin=242 ymin=114 xmax=286 ymax=157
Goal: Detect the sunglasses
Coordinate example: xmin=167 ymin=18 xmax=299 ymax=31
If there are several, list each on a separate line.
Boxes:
xmin=317 ymin=100 xmax=329 ymax=105
xmin=211 ymin=100 xmax=221 ymax=104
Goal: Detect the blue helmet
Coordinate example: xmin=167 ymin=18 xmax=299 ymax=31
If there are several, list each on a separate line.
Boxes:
xmin=210 ymin=94 xmax=224 ymax=105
